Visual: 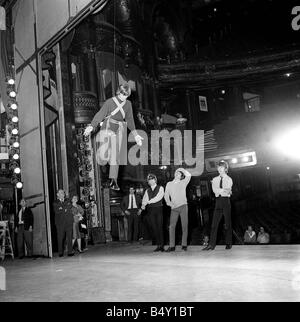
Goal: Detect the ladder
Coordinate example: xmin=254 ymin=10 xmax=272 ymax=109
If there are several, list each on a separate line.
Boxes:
xmin=0 ymin=221 xmax=14 ymax=261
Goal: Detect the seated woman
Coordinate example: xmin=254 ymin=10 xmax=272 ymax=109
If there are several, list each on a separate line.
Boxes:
xmin=244 ymin=225 xmax=257 ymax=244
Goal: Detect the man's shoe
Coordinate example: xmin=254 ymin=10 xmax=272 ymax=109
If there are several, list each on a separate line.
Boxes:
xmin=160 ymin=246 xmax=165 ymax=252
xmin=111 ymin=183 xmax=120 ymax=191
xmin=202 ymin=245 xmax=215 ymax=251
xmin=166 ymin=247 xmax=175 ymax=252
xmin=68 ymin=253 xmax=75 ymax=257
xmin=225 ymin=245 xmax=232 ymax=250
xmin=153 ymin=246 xmax=161 ymax=252
xmin=182 ymin=246 xmax=187 ymax=251
xmin=18 ymin=256 xmax=24 ymax=259
xmin=110 ymin=179 xmax=120 ymax=191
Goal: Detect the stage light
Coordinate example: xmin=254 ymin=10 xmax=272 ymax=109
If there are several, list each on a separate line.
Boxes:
xmin=285 ymin=73 xmax=291 ymax=77
xmin=9 ymin=90 xmax=16 ymax=98
xmin=13 ymin=153 xmax=19 ymax=160
xmin=16 ymin=182 xmax=23 ymax=189
xmin=13 ymin=141 xmax=20 ymax=148
xmin=266 ymin=167 xmax=270 ymax=170
xmin=231 ymin=158 xmax=238 ymax=164
xmin=221 ymin=89 xmax=226 ymax=94
xmin=10 ymin=103 xmax=17 ymax=110
xmin=7 ymin=78 xmax=15 ymax=85
xmin=12 ymin=128 xmax=18 ymax=135
xmin=14 ymin=167 xmax=21 ymax=174
xmin=242 ymin=156 xmax=249 ymax=162
xmin=273 ymin=126 xmax=300 ymax=160
xmin=12 ymin=116 xmax=18 ymax=123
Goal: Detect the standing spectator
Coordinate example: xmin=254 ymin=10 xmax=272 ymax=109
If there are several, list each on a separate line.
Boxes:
xmin=142 ymin=174 xmax=165 ymax=252
xmin=121 ymin=186 xmax=142 ymax=242
xmin=15 ymin=199 xmax=34 ymax=259
xmin=244 ymin=225 xmax=257 ymax=244
xmin=77 ymin=198 xmax=89 ymax=251
xmin=53 ymin=189 xmax=74 ymax=257
xmin=257 ymin=227 xmax=270 ymax=244
xmin=164 ymin=168 xmax=191 ymax=252
xmin=71 ymin=195 xmax=84 ymax=253
xmin=203 ymin=160 xmax=233 ymax=251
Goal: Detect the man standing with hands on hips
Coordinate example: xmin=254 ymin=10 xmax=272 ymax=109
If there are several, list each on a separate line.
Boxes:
xmin=203 ymin=160 xmax=233 ymax=251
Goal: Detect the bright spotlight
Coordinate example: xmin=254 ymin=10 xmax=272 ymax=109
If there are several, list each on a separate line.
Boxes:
xmin=10 ymin=103 xmax=17 ymax=110
xmin=14 ymin=167 xmax=21 ymax=174
xmin=273 ymin=126 xmax=300 ymax=160
xmin=242 ymin=156 xmax=249 ymax=162
xmin=7 ymin=78 xmax=15 ymax=85
xmin=12 ymin=116 xmax=18 ymax=123
xmin=9 ymin=90 xmax=16 ymax=98
xmin=13 ymin=153 xmax=19 ymax=160
xmin=231 ymin=158 xmax=238 ymax=164
xmin=13 ymin=141 xmax=20 ymax=148
xmin=12 ymin=128 xmax=18 ymax=135
xmin=16 ymin=182 xmax=23 ymax=189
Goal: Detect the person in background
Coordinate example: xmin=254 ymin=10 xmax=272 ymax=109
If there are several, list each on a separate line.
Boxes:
xmin=244 ymin=225 xmax=257 ymax=244
xmin=71 ymin=195 xmax=84 ymax=253
xmin=121 ymin=186 xmax=142 ymax=242
xmin=15 ymin=199 xmax=34 ymax=259
xmin=257 ymin=227 xmax=270 ymax=244
xmin=164 ymin=168 xmax=191 ymax=252
xmin=142 ymin=174 xmax=165 ymax=252
xmin=53 ymin=189 xmax=74 ymax=257
xmin=203 ymin=160 xmax=233 ymax=251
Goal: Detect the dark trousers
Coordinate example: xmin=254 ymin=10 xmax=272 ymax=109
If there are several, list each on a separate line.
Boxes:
xmin=56 ymin=224 xmax=73 ymax=255
xmin=17 ymin=225 xmax=33 ymax=257
xmin=127 ymin=209 xmax=139 ymax=241
xmin=148 ymin=206 xmax=164 ymax=246
xmin=209 ymin=197 xmax=232 ymax=247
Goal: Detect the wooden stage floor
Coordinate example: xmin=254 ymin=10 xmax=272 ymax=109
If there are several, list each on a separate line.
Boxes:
xmin=1 ymin=243 xmax=300 ymax=302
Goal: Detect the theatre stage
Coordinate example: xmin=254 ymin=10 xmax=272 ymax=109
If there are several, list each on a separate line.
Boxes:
xmin=1 ymin=243 xmax=300 ymax=302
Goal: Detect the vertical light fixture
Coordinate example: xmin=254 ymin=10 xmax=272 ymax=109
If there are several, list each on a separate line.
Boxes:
xmin=6 ymin=74 xmax=22 ymax=189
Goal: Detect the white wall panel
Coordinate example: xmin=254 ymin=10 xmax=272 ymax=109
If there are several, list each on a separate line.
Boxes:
xmin=70 ymin=0 xmax=93 ymax=17
xmin=13 ymin=0 xmax=35 ymax=69
xmin=36 ymin=0 xmax=69 ymax=48
xmin=16 ymin=64 xmax=39 ymax=134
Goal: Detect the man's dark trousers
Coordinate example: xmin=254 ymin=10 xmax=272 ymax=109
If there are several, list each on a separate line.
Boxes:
xmin=127 ymin=209 xmax=140 ymax=241
xmin=17 ymin=224 xmax=33 ymax=257
xmin=148 ymin=206 xmax=164 ymax=246
xmin=209 ymin=197 xmax=232 ymax=247
xmin=56 ymin=224 xmax=73 ymax=255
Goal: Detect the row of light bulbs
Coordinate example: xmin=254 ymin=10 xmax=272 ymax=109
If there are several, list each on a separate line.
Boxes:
xmin=7 ymin=76 xmax=22 ymax=189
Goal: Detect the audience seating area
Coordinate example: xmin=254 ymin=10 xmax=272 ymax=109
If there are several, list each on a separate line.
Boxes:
xmin=234 ymin=200 xmax=300 ymax=244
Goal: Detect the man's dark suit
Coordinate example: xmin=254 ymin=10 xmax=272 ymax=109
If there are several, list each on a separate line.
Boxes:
xmin=15 ymin=207 xmax=34 ymax=257
xmin=53 ymin=199 xmax=73 ymax=255
xmin=121 ymin=194 xmax=142 ymax=241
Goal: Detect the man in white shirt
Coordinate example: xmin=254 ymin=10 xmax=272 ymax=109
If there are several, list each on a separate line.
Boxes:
xmin=164 ymin=168 xmax=191 ymax=252
xmin=142 ymin=174 xmax=165 ymax=252
xmin=203 ymin=160 xmax=233 ymax=251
